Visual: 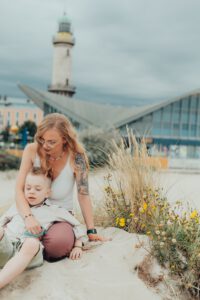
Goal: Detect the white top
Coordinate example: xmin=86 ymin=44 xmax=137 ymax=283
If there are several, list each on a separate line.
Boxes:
xmin=0 ymin=201 xmax=85 ymax=243
xmin=34 ymin=154 xmax=75 ymax=211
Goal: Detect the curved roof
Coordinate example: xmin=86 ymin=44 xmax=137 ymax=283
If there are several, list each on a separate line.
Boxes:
xmin=18 ymin=84 xmax=200 ymax=129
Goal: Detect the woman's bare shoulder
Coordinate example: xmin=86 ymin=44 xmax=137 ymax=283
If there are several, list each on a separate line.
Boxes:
xmin=23 ymin=142 xmax=38 ymax=158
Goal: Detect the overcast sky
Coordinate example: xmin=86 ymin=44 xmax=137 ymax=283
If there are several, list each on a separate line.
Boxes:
xmin=1 ymin=0 xmax=200 ymax=106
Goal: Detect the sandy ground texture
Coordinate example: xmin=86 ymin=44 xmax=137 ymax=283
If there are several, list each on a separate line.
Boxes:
xmin=0 ymin=227 xmax=169 ymax=300
xmin=1 ymin=169 xmax=200 ymax=299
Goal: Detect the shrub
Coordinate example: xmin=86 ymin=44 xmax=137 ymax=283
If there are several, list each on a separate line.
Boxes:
xmin=79 ymin=127 xmax=121 ymax=168
xmin=102 ymin=129 xmax=200 ymax=298
xmin=0 ymin=151 xmax=21 ymax=170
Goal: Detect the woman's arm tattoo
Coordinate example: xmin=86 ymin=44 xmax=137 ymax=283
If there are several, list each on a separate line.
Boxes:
xmin=75 ymin=154 xmax=89 ymax=195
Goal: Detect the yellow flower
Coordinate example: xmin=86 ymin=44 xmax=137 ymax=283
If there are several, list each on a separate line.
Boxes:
xmin=119 ymin=218 xmax=126 ymax=227
xmin=143 ymin=202 xmax=148 ymax=211
xmin=190 ymin=210 xmax=198 ymax=219
xmin=115 ymin=217 xmax=119 ymax=225
xmin=129 ymin=213 xmax=134 ymax=217
xmin=146 ymin=231 xmax=151 ymax=235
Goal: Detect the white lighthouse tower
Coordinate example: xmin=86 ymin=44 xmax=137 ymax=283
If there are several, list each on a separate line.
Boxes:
xmin=48 ymin=14 xmax=76 ymax=97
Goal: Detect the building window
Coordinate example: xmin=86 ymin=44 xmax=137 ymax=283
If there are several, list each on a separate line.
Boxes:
xmin=173 ymin=101 xmax=181 ymax=112
xmin=153 ymin=110 xmax=161 ymax=122
xmin=190 ymin=112 xmax=197 ymax=124
xmin=181 ymin=124 xmax=189 ymax=137
xmin=172 ymin=124 xmax=179 ymax=136
xmin=190 ymin=124 xmax=197 ymax=137
xmin=181 ymin=98 xmax=189 ymax=110
xmin=190 ymin=96 xmax=198 ymax=110
xmin=7 ymin=111 xmax=11 ymax=125
xmin=25 ymin=112 xmax=29 ymax=120
xmin=66 ymin=79 xmax=69 ymax=86
xmin=182 ymin=111 xmax=189 ymax=123
xmin=162 ymin=122 xmax=171 ymax=136
xmin=16 ymin=112 xmax=19 ymax=122
xmin=33 ymin=113 xmax=37 ymax=122
xmin=67 ymin=49 xmax=70 ymax=56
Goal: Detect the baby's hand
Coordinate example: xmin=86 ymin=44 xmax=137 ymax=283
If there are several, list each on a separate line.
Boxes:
xmin=69 ymin=246 xmax=83 ymax=260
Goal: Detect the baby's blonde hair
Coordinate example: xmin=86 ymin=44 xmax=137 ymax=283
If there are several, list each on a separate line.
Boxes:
xmin=28 ymin=167 xmax=52 ymax=187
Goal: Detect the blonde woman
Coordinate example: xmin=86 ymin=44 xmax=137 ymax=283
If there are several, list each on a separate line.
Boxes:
xmin=15 ymin=113 xmax=104 ymax=261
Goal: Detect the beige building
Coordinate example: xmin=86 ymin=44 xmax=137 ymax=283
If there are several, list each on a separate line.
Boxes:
xmin=0 ymin=96 xmax=43 ymax=130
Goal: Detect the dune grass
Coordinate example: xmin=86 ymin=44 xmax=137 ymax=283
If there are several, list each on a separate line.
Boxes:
xmin=98 ymin=129 xmax=200 ymax=299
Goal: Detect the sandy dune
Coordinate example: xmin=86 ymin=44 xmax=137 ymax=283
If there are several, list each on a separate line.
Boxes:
xmin=1 ymin=169 xmax=199 ymax=299
xmin=0 ymin=227 xmax=165 ymax=300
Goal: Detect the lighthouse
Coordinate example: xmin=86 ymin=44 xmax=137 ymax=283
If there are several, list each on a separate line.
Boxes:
xmin=48 ymin=14 xmax=76 ymax=97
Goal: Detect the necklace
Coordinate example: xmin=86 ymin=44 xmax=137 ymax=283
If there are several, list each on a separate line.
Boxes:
xmin=48 ymin=151 xmax=64 ymax=162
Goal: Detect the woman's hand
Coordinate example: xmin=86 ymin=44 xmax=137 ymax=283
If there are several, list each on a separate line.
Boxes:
xmin=24 ymin=216 xmax=42 ymax=235
xmin=88 ymin=233 xmax=111 ymax=242
xmin=69 ymin=247 xmax=83 ymax=260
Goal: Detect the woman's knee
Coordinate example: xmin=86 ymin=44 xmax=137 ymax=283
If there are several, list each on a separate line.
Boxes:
xmin=42 ymin=222 xmax=75 ymax=261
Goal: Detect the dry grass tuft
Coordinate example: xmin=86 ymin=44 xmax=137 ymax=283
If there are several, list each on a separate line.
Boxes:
xmin=103 ymin=128 xmax=160 ymax=233
xmin=136 ymin=254 xmax=164 ymax=288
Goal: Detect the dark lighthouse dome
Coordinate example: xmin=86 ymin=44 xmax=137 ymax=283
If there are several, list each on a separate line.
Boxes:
xmin=58 ymin=13 xmax=71 ymax=33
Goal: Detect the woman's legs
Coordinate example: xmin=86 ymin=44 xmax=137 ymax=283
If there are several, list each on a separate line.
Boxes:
xmin=42 ymin=222 xmax=75 ymax=262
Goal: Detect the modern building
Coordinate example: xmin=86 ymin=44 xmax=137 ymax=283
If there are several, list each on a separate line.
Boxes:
xmin=0 ymin=95 xmax=43 ymax=130
xmin=19 ymin=85 xmax=200 ymax=159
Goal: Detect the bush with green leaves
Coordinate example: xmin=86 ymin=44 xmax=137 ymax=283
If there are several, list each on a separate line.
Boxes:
xmin=102 ymin=130 xmax=200 ymax=298
xmin=79 ymin=128 xmax=121 ymax=168
xmin=0 ymin=151 xmax=20 ymax=170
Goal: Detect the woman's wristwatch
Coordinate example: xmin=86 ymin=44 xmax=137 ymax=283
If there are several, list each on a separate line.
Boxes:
xmin=87 ymin=228 xmax=97 ymax=235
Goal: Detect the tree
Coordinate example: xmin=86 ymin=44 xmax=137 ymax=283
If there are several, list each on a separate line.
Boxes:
xmin=1 ymin=126 xmax=10 ymax=142
xmin=19 ymin=120 xmax=37 ymax=137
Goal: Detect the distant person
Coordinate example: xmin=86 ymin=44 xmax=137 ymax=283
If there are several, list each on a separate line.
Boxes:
xmin=15 ymin=113 xmax=107 ymax=262
xmin=0 ymin=168 xmax=85 ymax=289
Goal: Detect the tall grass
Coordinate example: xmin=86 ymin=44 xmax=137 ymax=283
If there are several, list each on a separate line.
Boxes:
xmin=101 ymin=129 xmax=200 ymax=299
xmin=103 ymin=128 xmax=160 ymax=233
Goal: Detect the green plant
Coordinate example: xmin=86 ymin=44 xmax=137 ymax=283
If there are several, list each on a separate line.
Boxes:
xmin=102 ymin=129 xmax=200 ymax=298
xmin=79 ymin=128 xmax=121 ymax=168
xmin=0 ymin=151 xmax=20 ymax=170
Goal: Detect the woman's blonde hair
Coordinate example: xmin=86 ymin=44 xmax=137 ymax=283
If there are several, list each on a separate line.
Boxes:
xmin=34 ymin=113 xmax=89 ymax=177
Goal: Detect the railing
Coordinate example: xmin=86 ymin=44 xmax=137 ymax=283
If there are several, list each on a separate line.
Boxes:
xmin=48 ymin=84 xmax=76 ymax=93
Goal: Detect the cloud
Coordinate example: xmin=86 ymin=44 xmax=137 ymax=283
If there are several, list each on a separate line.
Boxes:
xmin=1 ymin=0 xmax=200 ymax=105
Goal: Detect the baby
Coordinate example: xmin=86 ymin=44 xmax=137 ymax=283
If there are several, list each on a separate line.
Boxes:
xmin=0 ymin=167 xmax=85 ymax=289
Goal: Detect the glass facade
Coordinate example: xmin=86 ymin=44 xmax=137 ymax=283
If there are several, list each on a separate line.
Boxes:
xmin=150 ymin=94 xmax=200 ymax=139
xmin=121 ymin=94 xmax=200 ymax=158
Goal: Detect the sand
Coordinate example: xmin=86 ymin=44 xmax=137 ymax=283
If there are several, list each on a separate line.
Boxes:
xmin=1 ymin=169 xmax=198 ymax=299
xmin=0 ymin=227 xmax=166 ymax=300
